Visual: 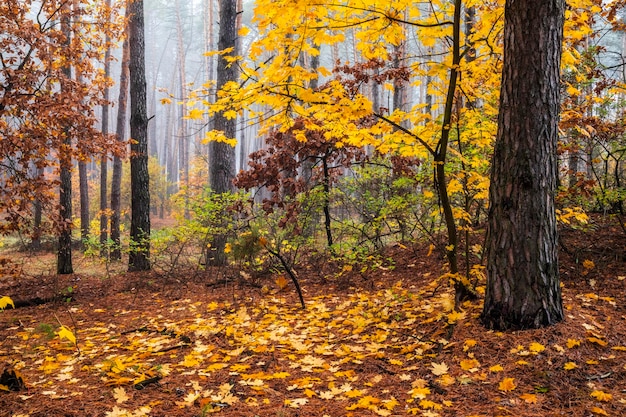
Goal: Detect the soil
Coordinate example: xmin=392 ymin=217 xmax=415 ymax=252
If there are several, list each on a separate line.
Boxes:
xmin=0 ymin=215 xmax=625 ymax=417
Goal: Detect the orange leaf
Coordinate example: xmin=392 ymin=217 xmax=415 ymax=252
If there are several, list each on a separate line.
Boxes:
xmin=498 ymin=378 xmax=516 ymax=392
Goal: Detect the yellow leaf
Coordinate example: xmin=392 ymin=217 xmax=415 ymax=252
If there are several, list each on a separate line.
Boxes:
xmin=489 ymin=364 xmax=504 ymax=373
xmin=112 ymin=387 xmax=129 ymax=404
xmin=57 ymin=326 xmax=76 ymax=346
xmin=186 ymin=108 xmax=204 ymax=120
xmin=238 ymin=26 xmax=250 ymax=37
xmin=529 ymin=342 xmax=545 ymax=354
xmin=587 ymin=337 xmax=608 ymax=347
xmin=0 ymin=296 xmax=14 ymax=310
xmin=498 ymin=378 xmax=516 ymax=392
xmin=275 ymin=276 xmax=289 ymax=290
xmin=564 ymin=362 xmax=578 ymax=370
xmin=520 ymin=393 xmax=537 ymax=403
xmin=430 ymin=362 xmax=448 ymax=376
xmin=463 ymin=339 xmax=477 ymax=351
xmin=591 ymin=406 xmax=609 ymax=416
xmin=160 ymin=97 xmax=172 ymax=105
xmin=285 ymin=398 xmax=308 ymax=408
xmin=590 ymin=390 xmax=613 ymax=402
xmin=408 ymin=387 xmax=430 ymax=399
xmin=460 ymin=359 xmax=480 ymax=372
xmin=567 ymin=339 xmax=581 ymax=348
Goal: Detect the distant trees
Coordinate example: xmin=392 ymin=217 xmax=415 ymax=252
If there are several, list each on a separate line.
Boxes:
xmin=0 ymin=1 xmax=121 ymax=270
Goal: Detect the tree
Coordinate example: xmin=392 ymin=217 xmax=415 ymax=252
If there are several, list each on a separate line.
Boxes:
xmin=0 ymin=1 xmax=121 ymax=252
xmin=99 ymin=0 xmax=114 ymax=256
xmin=57 ymin=2 xmax=75 ymax=275
xmin=110 ymin=28 xmax=130 ymax=261
xmin=206 ymin=0 xmax=238 ymax=266
xmin=128 ymin=0 xmax=151 ymax=271
xmin=481 ymin=0 xmax=565 ymax=330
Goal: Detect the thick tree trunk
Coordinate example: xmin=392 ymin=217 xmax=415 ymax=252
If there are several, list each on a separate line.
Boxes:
xmin=207 ymin=0 xmax=238 ymax=266
xmin=128 ymin=0 xmax=151 ymax=271
xmin=481 ymin=0 xmax=565 ymax=330
xmin=110 ymin=30 xmax=130 ymax=261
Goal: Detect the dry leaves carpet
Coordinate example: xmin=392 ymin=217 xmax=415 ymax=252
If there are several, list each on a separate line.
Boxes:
xmin=0 ymin=224 xmax=625 ymax=417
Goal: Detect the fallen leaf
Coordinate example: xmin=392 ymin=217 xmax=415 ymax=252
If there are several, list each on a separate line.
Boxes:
xmin=430 ymin=362 xmax=448 ymax=376
xmin=498 ymin=378 xmax=516 ymax=392
xmin=113 ymin=387 xmax=129 ymax=404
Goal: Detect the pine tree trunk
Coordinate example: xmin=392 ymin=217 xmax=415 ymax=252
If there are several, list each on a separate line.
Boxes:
xmin=79 ymin=160 xmax=90 ymax=246
xmin=207 ymin=0 xmax=238 ymax=266
xmin=481 ymin=0 xmax=565 ymax=330
xmin=110 ymin=28 xmax=130 ymax=261
xmin=128 ymin=0 xmax=151 ymax=271
xmin=57 ymin=4 xmax=73 ymax=275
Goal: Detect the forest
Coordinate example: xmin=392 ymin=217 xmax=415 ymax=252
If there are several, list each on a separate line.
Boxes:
xmin=1 ymin=0 xmax=626 ymax=416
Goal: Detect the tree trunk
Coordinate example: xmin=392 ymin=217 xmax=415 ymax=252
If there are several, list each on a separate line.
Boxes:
xmin=100 ymin=0 xmax=112 ymax=256
xmin=79 ymin=160 xmax=90 ymax=247
xmin=481 ymin=0 xmax=565 ymax=330
xmin=57 ymin=4 xmax=74 ymax=275
xmin=110 ymin=27 xmax=130 ymax=261
xmin=207 ymin=0 xmax=238 ymax=266
xmin=128 ymin=0 xmax=151 ymax=271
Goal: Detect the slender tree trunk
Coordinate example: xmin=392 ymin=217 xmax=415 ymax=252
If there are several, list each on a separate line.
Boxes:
xmin=110 ymin=26 xmax=130 ymax=261
xmin=31 ymin=166 xmax=44 ymax=251
xmin=79 ymin=160 xmax=90 ymax=246
xmin=57 ymin=4 xmax=74 ymax=275
xmin=175 ymin=0 xmax=189 ymax=218
xmin=207 ymin=0 xmax=238 ymax=266
xmin=99 ymin=0 xmax=112 ymax=256
xmin=435 ymin=0 xmax=475 ymax=304
xmin=128 ymin=0 xmax=151 ymax=271
xmin=481 ymin=0 xmax=565 ymax=330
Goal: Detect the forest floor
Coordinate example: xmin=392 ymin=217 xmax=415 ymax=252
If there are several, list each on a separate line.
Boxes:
xmin=0 ymin=216 xmax=625 ymax=417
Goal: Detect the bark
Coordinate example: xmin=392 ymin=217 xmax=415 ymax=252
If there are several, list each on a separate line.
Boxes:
xmin=128 ymin=0 xmax=151 ymax=271
xmin=57 ymin=4 xmax=73 ymax=275
xmin=481 ymin=0 xmax=565 ymax=330
xmin=79 ymin=160 xmax=89 ymax=246
xmin=207 ymin=0 xmax=238 ymax=266
xmin=435 ymin=0 xmax=475 ymax=304
xmin=175 ymin=0 xmax=189 ymax=218
xmin=110 ymin=30 xmax=130 ymax=261
xmin=99 ymin=0 xmax=112 ymax=256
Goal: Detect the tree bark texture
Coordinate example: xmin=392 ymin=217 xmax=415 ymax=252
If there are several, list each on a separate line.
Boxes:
xmin=57 ymin=4 xmax=73 ymax=275
xmin=481 ymin=0 xmax=565 ymax=330
xmin=209 ymin=0 xmax=237 ymax=195
xmin=110 ymin=30 xmax=130 ymax=261
xmin=207 ymin=0 xmax=237 ymax=266
xmin=100 ymin=0 xmax=112 ymax=256
xmin=128 ymin=0 xmax=151 ymax=271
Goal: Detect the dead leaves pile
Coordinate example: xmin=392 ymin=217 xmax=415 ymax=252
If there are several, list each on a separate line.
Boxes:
xmin=1 ymin=278 xmax=626 ymax=417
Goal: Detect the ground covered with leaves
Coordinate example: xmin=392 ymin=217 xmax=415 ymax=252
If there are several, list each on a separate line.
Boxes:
xmin=1 ymin=219 xmax=626 ymax=417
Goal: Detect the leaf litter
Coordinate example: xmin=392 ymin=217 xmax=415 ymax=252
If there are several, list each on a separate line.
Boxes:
xmin=1 ymin=224 xmax=626 ymax=416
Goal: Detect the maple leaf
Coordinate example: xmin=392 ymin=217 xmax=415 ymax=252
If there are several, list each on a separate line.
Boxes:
xmin=489 ymin=364 xmax=504 ymax=373
xmin=113 ymin=387 xmax=129 ymax=404
xmin=408 ymin=387 xmax=431 ymax=399
xmin=285 ymin=398 xmax=308 ymax=408
xmin=520 ymin=393 xmax=538 ymax=403
xmin=567 ymin=339 xmax=581 ymax=348
xmin=57 ymin=325 xmax=77 ymax=346
xmin=590 ymin=406 xmax=609 ymax=416
xmin=460 ymin=359 xmax=480 ymax=372
xmin=590 ymin=390 xmax=613 ymax=402
xmin=498 ymin=378 xmax=516 ymax=392
xmin=563 ymin=362 xmax=578 ymax=370
xmin=430 ymin=362 xmax=448 ymax=376
xmin=0 ymin=296 xmax=14 ymax=310
xmin=529 ymin=342 xmax=545 ymax=354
